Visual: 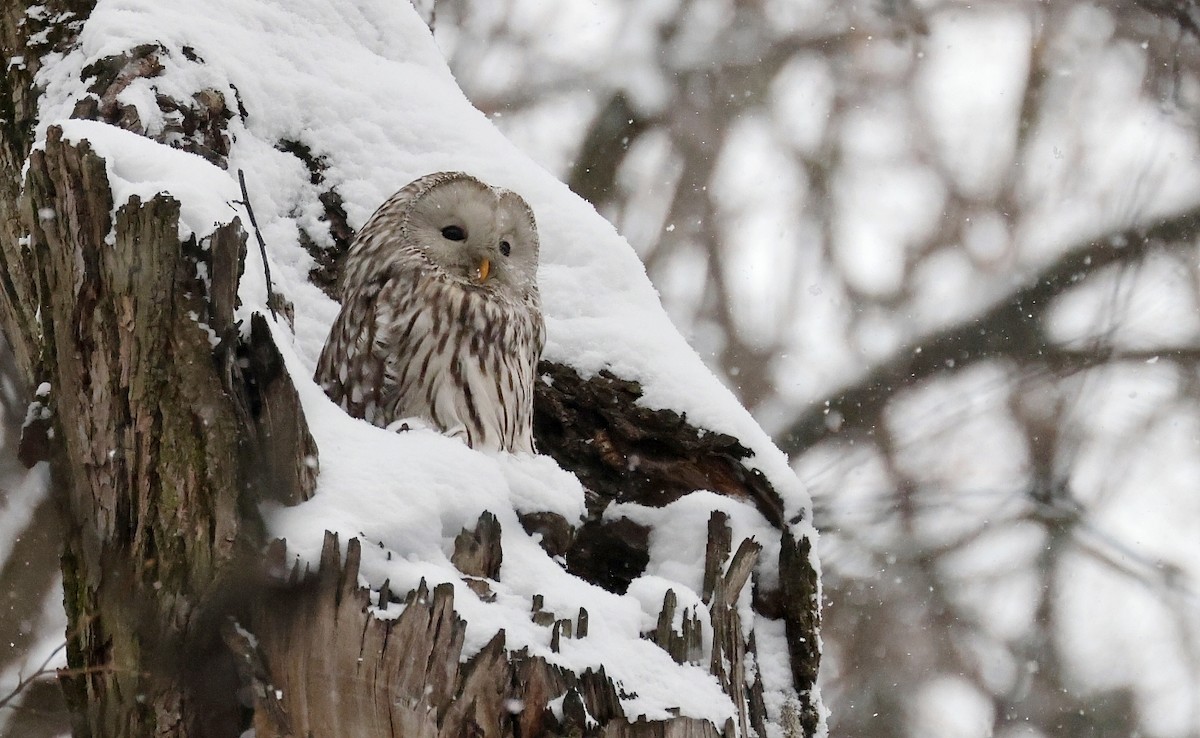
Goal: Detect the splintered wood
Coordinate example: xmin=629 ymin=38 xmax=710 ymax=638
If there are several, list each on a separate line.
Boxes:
xmin=647 ymin=511 xmax=770 ymax=738
xmin=238 ymin=530 xmax=729 ymax=737
xmin=233 ymin=509 xmax=788 ymax=736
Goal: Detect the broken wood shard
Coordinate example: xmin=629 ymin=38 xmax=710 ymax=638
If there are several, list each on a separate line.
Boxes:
xmin=451 ymin=510 xmax=503 ymax=580
xmin=242 ymin=532 xmax=751 ymax=737
xmin=702 ymin=511 xmax=733 ymax=602
xmin=650 ymin=588 xmax=704 ymax=665
xmin=577 ymin=607 xmax=589 ymax=638
xmin=249 ymin=534 xmax=465 ymax=737
xmin=518 ymin=510 xmax=574 ymax=558
xmin=705 ymin=513 xmax=767 ymax=738
xmin=532 ymin=593 xmax=556 ymax=627
xmin=779 ymin=528 xmax=822 ymax=736
xmin=637 ymin=512 xmax=775 ymax=735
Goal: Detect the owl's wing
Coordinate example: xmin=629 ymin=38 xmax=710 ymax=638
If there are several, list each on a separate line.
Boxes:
xmin=314 ymin=269 xmax=429 ymax=426
xmin=506 ymin=304 xmax=545 ymax=453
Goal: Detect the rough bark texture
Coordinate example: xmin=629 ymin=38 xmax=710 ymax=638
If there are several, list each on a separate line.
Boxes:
xmin=222 ymin=511 xmax=810 ymax=737
xmin=18 ymin=128 xmax=252 ymax=735
xmin=232 ymin=531 xmax=739 ymax=738
xmin=0 ymin=5 xmax=821 ymax=736
xmin=534 ymin=362 xmax=786 ymax=527
xmin=0 ymin=6 xmax=89 ymax=737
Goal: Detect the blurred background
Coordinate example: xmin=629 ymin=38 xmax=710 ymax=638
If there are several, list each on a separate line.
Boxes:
xmin=3 ymin=0 xmax=1200 ymax=736
xmin=430 ymin=1 xmax=1200 ymax=736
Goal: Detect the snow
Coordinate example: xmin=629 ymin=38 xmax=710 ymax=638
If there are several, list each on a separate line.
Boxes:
xmin=916 ymin=7 xmax=1030 ymax=199
xmin=29 ymin=0 xmax=817 ymax=731
xmin=49 ymin=119 xmax=241 ymax=243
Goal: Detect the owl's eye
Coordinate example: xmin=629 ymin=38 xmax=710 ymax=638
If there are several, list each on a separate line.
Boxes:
xmin=499 ymin=240 xmax=512 ymax=257
xmin=441 ymin=225 xmax=467 ymax=241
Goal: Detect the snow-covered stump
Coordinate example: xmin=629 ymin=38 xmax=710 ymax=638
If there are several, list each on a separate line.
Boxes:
xmin=1 ymin=1 xmax=824 ymax=735
xmin=232 ymin=531 xmax=752 ymax=738
xmin=16 ymin=128 xmax=258 ymax=735
xmin=226 ymin=502 xmax=814 ymax=736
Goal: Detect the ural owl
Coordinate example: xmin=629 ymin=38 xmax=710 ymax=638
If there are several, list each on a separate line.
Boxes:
xmin=315 ymin=172 xmax=545 ymax=453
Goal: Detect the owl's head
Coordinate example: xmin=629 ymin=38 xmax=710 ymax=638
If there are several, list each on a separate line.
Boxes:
xmin=400 ymin=172 xmax=540 ymax=297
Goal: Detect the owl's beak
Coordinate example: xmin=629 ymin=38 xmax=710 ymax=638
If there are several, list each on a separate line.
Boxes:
xmin=475 ymin=258 xmax=491 ymax=283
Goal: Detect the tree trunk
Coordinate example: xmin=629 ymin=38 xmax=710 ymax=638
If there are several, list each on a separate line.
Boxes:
xmin=0 ymin=3 xmax=821 ymax=737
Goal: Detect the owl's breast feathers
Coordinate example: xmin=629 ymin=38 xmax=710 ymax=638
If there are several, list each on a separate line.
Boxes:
xmin=315 ymin=262 xmax=545 ymax=453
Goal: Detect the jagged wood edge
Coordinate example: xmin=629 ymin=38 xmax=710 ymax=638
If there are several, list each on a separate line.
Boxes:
xmin=8 ymin=74 xmax=316 ymax=731
xmin=533 ymin=362 xmax=820 ymax=733
xmin=242 ymin=531 xmax=732 ymax=738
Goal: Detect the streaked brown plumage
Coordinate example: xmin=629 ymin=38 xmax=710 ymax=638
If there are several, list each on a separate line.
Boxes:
xmin=315 ymin=172 xmax=544 ymax=452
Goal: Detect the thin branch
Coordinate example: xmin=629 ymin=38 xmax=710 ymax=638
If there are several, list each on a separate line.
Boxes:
xmin=237 ymin=169 xmax=278 ymax=319
xmin=0 ymin=642 xmax=64 ymax=710
xmin=777 ymin=204 xmax=1200 ymax=456
xmin=1130 ymin=0 xmax=1200 ymax=38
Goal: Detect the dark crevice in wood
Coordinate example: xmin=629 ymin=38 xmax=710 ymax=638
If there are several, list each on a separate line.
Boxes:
xmin=534 ymin=360 xmax=787 ymax=529
xmin=566 ymin=517 xmax=650 ymax=595
xmin=275 ymin=138 xmax=353 ymax=298
xmin=238 ymin=313 xmax=319 ymax=505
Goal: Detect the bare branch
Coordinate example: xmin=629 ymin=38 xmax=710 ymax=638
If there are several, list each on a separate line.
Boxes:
xmin=237 ymin=169 xmax=278 ymax=319
xmin=778 ymin=204 xmax=1200 ymax=456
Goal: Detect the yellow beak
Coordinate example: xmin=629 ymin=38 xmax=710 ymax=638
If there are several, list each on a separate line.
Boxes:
xmin=476 ymin=258 xmax=491 ymax=283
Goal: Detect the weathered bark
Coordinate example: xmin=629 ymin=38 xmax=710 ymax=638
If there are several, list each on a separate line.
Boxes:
xmin=0 ymin=4 xmax=821 ymax=736
xmin=18 ymin=128 xmax=254 ymax=736
xmin=534 ymin=363 xmax=821 ymax=735
xmin=232 ymin=527 xmax=773 ymax=738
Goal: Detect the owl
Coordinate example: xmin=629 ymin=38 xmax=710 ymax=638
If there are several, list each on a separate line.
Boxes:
xmin=314 ymin=172 xmax=545 ymax=453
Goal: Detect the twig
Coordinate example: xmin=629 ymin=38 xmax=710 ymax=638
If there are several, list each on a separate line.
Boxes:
xmin=0 ymin=646 xmax=149 ymax=712
xmin=0 ymin=642 xmax=65 ymax=710
xmin=237 ymin=169 xmax=278 ymax=319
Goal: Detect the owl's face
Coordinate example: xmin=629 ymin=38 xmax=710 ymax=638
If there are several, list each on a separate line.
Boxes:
xmin=402 ymin=174 xmax=539 ymax=297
